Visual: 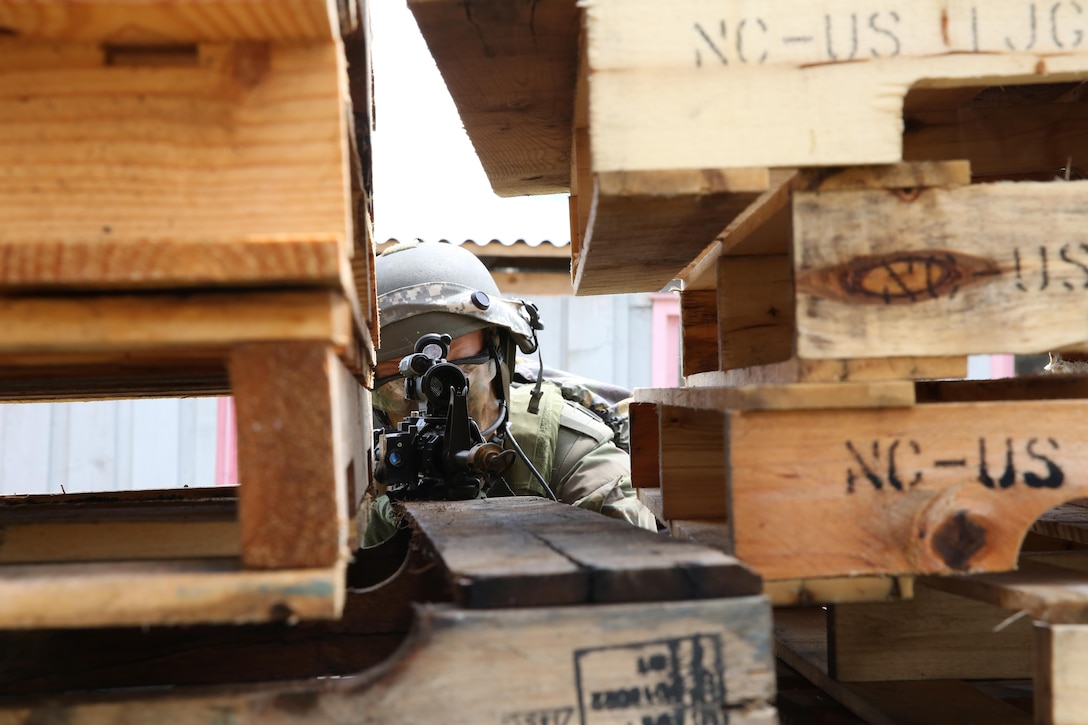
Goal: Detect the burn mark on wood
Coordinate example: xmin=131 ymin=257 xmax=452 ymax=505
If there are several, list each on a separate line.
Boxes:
xmin=797 ymin=250 xmax=1000 ymax=305
xmin=932 ymin=510 xmax=986 ymax=571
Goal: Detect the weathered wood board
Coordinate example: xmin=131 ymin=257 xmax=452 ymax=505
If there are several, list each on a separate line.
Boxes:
xmin=0 ymin=597 xmax=777 ymax=724
xmin=401 ymin=497 xmax=762 ymax=606
xmin=584 ymin=0 xmax=1088 ymax=172
xmin=1036 ymin=623 xmax=1088 ymax=725
xmin=794 ymin=180 xmax=1088 ymax=358
xmin=0 ymin=39 xmax=353 ymax=291
xmin=729 ymin=399 xmax=1088 ymax=579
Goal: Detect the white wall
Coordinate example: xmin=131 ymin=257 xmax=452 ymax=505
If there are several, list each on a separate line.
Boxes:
xmin=0 ymin=398 xmax=221 ymax=495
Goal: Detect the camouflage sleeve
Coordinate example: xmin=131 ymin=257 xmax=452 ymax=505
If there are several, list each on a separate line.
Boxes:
xmin=362 ymin=494 xmax=403 ymax=547
xmin=550 ymin=414 xmax=660 ymax=532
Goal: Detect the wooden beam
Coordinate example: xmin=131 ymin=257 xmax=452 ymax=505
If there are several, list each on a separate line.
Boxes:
xmin=719 ymin=254 xmax=794 ymax=370
xmin=0 ymin=292 xmax=352 ymax=355
xmin=922 ymin=559 xmax=1088 ymax=624
xmin=794 ymin=180 xmax=1088 ymax=359
xmin=1036 ymin=623 xmax=1088 ymax=725
xmin=232 ymin=343 xmax=351 ymax=570
xmin=680 ymin=288 xmax=719 ymax=377
xmin=688 ymin=356 xmax=968 ymax=388
xmin=636 ymin=381 xmax=916 ymax=411
xmin=767 ymin=576 xmax=913 ymax=607
xmin=628 ymin=401 xmax=660 ymax=489
xmin=658 ymin=405 xmax=727 ymax=521
xmin=0 ymin=41 xmax=353 ymax=290
xmin=829 ymin=582 xmax=1033 ymax=681
xmin=0 ymin=2 xmax=342 ymax=41
xmin=407 ymin=0 xmax=579 ymax=196
xmin=402 ymin=497 xmax=761 ymax=606
xmin=585 ymin=0 xmax=1088 ymax=172
xmin=574 ymin=169 xmax=767 ymax=295
xmin=729 ymin=399 xmax=1088 ymax=579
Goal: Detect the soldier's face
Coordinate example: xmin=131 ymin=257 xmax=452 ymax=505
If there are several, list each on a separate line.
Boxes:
xmin=373 ymin=329 xmax=503 ymax=433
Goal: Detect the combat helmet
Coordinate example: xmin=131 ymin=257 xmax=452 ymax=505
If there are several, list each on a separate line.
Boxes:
xmin=375 ymin=240 xmax=543 ymax=400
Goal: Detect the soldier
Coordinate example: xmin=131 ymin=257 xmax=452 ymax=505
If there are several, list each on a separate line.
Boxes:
xmin=364 ymin=240 xmax=659 ymax=545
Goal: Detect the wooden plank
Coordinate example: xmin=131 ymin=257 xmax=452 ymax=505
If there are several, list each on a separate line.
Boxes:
xmin=775 ymin=608 xmax=1032 ymax=725
xmin=0 ymin=291 xmax=352 ymax=354
xmin=687 ymin=355 xmax=967 ymax=388
xmin=905 ymin=98 xmax=1088 ymax=180
xmin=1035 ymin=623 xmax=1088 ymax=725
xmin=0 ymin=2 xmax=340 ymax=41
xmin=680 ymin=288 xmax=719 ymax=377
xmin=0 ymin=41 xmax=352 ymax=291
xmin=1034 ymin=505 xmax=1088 ymax=546
xmin=636 ymin=380 xmax=916 ymax=411
xmin=767 ymin=575 xmax=913 ymax=607
xmin=794 ymin=180 xmax=1088 ymax=359
xmin=917 ymin=375 xmax=1088 ymax=404
xmin=829 ymin=582 xmax=1033 ymax=681
xmin=233 ymin=343 xmax=351 ymax=570
xmin=402 ymin=497 xmax=761 ymax=606
xmin=628 ymin=401 xmax=660 ymax=488
xmin=719 ymin=254 xmax=794 ymax=370
xmin=574 ymin=169 xmax=767 ymax=294
xmin=0 ymin=558 xmax=343 ymax=629
xmin=0 ymin=359 xmax=230 ymax=401
xmin=0 ymin=597 xmax=776 ymax=724
xmin=585 ymin=0 xmax=1088 ymax=172
xmin=729 ymin=399 xmax=1088 ymax=579
xmin=0 ymin=521 xmax=237 ymax=564
xmin=635 ymin=487 xmax=663 ymax=521
xmin=923 ymin=559 xmax=1088 ymax=624
xmin=659 ymin=405 xmax=727 ymax=521
xmin=408 ymin=0 xmax=579 ymax=196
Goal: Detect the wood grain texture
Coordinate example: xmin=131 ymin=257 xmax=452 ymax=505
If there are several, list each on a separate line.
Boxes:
xmin=585 ymin=0 xmax=1088 ymax=172
xmin=1035 ymin=623 xmax=1088 ymax=725
xmin=628 ymin=401 xmax=660 ymax=488
xmin=636 ymin=381 xmax=916 ymax=411
xmin=659 ymin=405 xmax=727 ymax=521
xmin=729 ymin=399 xmax=1088 ymax=579
xmin=574 ymin=170 xmax=765 ymax=294
xmin=0 ymin=558 xmax=343 ymax=629
xmin=0 ymin=597 xmax=777 ymax=724
xmin=0 ymin=291 xmax=352 ymax=354
xmin=775 ymin=608 xmax=1031 ymax=725
xmin=923 ymin=558 xmax=1088 ymax=624
xmin=719 ymin=254 xmax=794 ymax=370
xmin=794 ymin=180 xmax=1088 ymax=358
xmin=402 ymin=497 xmax=761 ymax=606
xmin=408 ymin=0 xmax=579 ymax=196
xmin=0 ymin=40 xmax=352 ymax=290
xmin=680 ymin=288 xmax=719 ymax=377
xmin=766 ymin=576 xmax=913 ymax=607
xmin=232 ymin=343 xmax=351 ymax=570
xmin=0 ymin=1 xmax=341 ymax=41
xmin=829 ymin=582 xmax=1033 ymax=681
xmin=687 ymin=355 xmax=967 ymax=388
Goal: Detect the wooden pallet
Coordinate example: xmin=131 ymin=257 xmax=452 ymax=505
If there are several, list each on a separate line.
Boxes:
xmin=0 ymin=498 xmax=777 ymax=724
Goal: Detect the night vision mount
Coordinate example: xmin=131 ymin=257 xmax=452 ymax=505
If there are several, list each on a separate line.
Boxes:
xmin=373 ymin=333 xmax=516 ymax=501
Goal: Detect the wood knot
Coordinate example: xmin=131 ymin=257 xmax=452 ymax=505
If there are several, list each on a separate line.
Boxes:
xmin=932 ymin=510 xmax=986 ymax=571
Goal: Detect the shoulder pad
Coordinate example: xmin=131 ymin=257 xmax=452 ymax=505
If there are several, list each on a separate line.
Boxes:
xmin=558 ymin=399 xmax=613 ymax=444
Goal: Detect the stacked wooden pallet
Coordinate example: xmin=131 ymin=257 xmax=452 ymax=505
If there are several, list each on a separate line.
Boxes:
xmin=0 ymin=0 xmax=374 ymax=629
xmin=410 ymin=0 xmax=1088 ymax=720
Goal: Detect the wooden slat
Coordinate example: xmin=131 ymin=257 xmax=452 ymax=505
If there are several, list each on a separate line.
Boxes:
xmin=574 ymin=169 xmax=767 ymax=295
xmin=0 ymin=41 xmax=352 ymax=291
xmin=233 ymin=343 xmax=352 ymax=570
xmin=729 ymin=399 xmax=1088 ymax=579
xmin=766 ymin=576 xmax=914 ymax=607
xmin=687 ymin=355 xmax=968 ymax=388
xmin=0 ymin=2 xmax=341 ymax=41
xmin=719 ymin=253 xmax=794 ymax=370
xmin=1033 ymin=505 xmax=1088 ymax=546
xmin=775 ymin=608 xmax=1031 ymax=725
xmin=0 ymin=597 xmax=777 ymax=723
xmin=585 ymin=0 xmax=1088 ymax=172
xmin=680 ymin=288 xmax=718 ymax=377
xmin=1036 ymin=623 xmax=1088 ymax=725
xmin=0 ymin=291 xmax=352 ymax=354
xmin=402 ymin=497 xmax=761 ymax=607
xmin=923 ymin=559 xmax=1088 ymax=624
xmin=0 ymin=558 xmax=344 ymax=629
xmin=628 ymin=401 xmax=660 ymax=488
xmin=408 ymin=0 xmax=579 ymax=196
xmin=917 ymin=375 xmax=1088 ymax=404
xmin=829 ymin=582 xmax=1033 ymax=681
xmin=636 ymin=380 xmax=916 ymax=411
xmin=794 ymin=180 xmax=1088 ymax=359
xmin=658 ymin=405 xmax=727 ymax=521
xmin=0 ymin=521 xmax=238 ymax=564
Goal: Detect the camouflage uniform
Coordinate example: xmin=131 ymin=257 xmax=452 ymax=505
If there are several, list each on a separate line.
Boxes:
xmin=364 ymin=241 xmax=659 ymax=547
